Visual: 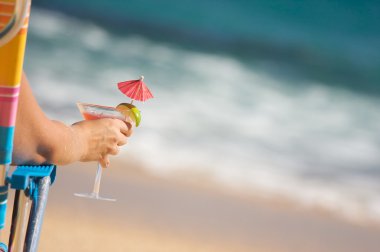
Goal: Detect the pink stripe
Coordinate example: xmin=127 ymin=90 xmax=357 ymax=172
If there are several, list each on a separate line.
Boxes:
xmin=0 ymin=86 xmax=20 ymax=96
xmin=0 ymin=96 xmax=18 ymax=102
xmin=0 ymin=96 xmax=19 ymax=127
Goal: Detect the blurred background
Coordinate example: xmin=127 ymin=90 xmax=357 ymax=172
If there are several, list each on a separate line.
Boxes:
xmin=22 ymin=0 xmax=380 ymax=251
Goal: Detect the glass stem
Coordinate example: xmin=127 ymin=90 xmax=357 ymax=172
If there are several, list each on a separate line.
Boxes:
xmin=93 ymin=163 xmax=103 ymax=195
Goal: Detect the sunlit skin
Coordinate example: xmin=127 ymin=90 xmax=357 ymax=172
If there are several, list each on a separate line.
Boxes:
xmin=12 ymin=73 xmax=133 ymax=168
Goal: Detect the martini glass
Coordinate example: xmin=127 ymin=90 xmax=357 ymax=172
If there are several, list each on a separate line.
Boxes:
xmin=74 ymin=102 xmax=129 ymax=201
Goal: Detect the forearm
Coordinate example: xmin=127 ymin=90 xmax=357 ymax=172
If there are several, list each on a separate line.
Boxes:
xmin=33 ymin=120 xmax=87 ymax=165
xmin=12 ymin=73 xmax=87 ymax=165
xmin=14 ymin=121 xmax=86 ymax=165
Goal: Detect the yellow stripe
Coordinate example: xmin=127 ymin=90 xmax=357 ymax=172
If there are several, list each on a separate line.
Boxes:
xmin=0 ymin=32 xmax=27 ymax=86
xmin=0 ymin=0 xmax=28 ymax=86
xmin=0 ymin=0 xmax=16 ymax=4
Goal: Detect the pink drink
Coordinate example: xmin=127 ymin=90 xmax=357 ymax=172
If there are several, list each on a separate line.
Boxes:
xmin=82 ymin=112 xmax=103 ymax=120
xmin=77 ymin=103 xmax=125 ymax=121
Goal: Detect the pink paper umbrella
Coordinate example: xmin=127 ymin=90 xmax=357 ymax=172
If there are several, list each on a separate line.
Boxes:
xmin=118 ymin=76 xmax=154 ymax=102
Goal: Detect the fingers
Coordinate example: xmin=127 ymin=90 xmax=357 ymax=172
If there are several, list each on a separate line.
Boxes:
xmin=108 ymin=145 xmax=120 ymax=155
xmin=105 ymin=118 xmax=133 ymax=137
xmin=121 ymin=123 xmax=133 ymax=137
xmin=102 ymin=118 xmax=129 ymax=153
xmin=99 ymin=155 xmax=109 ymax=168
xmin=117 ymin=119 xmax=133 ymax=137
xmin=99 ymin=144 xmax=119 ymax=168
xmin=117 ymin=133 xmax=127 ymax=146
xmin=78 ymin=118 xmax=134 ymax=165
xmin=99 ymin=145 xmax=119 ymax=168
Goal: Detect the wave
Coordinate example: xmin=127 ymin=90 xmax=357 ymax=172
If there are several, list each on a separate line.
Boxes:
xmin=32 ymin=0 xmax=380 ymax=94
xmin=25 ymin=8 xmax=380 ymax=225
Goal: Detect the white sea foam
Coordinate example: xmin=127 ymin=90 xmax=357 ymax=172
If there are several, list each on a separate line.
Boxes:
xmin=25 ymin=9 xmax=380 ymax=225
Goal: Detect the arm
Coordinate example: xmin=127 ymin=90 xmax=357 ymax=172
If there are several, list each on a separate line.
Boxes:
xmin=12 ymin=73 xmax=132 ymax=167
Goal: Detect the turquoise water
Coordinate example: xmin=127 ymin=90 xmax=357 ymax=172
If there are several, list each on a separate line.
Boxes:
xmin=33 ymin=0 xmax=380 ymax=93
xmin=25 ymin=3 xmax=380 ymax=224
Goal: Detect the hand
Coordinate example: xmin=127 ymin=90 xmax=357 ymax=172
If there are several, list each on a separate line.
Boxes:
xmin=71 ymin=118 xmax=133 ymax=167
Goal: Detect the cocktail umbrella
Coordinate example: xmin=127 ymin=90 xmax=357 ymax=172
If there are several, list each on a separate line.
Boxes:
xmin=117 ymin=76 xmax=154 ymax=102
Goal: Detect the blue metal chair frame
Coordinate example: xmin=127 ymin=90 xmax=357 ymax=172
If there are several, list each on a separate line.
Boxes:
xmin=0 ymin=165 xmax=56 ymax=252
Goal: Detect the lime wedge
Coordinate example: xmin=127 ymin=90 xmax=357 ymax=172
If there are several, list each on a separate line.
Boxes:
xmin=116 ymin=103 xmax=141 ymax=127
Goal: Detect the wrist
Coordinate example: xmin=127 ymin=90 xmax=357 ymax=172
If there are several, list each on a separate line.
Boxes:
xmin=70 ymin=122 xmax=89 ymax=162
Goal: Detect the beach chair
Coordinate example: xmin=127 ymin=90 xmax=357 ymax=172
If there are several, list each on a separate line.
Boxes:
xmin=0 ymin=1 xmax=55 ymax=251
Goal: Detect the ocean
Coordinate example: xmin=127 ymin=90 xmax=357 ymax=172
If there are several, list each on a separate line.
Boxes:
xmin=25 ymin=1 xmax=380 ymax=224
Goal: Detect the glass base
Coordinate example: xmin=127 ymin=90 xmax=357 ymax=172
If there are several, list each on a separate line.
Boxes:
xmin=74 ymin=192 xmax=116 ymax=202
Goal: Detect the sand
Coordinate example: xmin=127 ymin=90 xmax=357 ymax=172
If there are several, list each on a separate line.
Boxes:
xmin=4 ymin=159 xmax=380 ymax=252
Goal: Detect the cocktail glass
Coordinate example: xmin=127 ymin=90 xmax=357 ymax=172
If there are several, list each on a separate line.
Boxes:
xmin=74 ymin=102 xmax=129 ymax=201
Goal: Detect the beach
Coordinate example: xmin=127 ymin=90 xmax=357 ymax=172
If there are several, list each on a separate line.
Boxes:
xmin=23 ymin=6 xmax=380 ymax=239
xmin=10 ymin=159 xmax=377 ymax=252
xmin=0 ymin=1 xmax=378 ymax=251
